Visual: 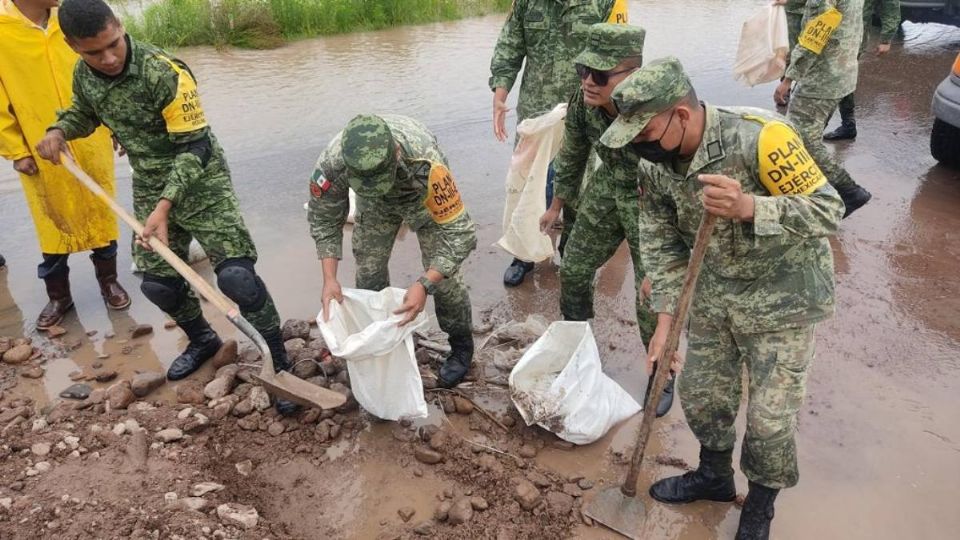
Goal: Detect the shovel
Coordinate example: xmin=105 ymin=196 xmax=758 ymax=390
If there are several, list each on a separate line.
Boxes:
xmin=60 ymin=153 xmax=346 ymax=410
xmin=584 ymin=212 xmax=718 ymax=539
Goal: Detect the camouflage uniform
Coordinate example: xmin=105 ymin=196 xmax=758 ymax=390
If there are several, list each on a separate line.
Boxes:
xmin=307 ymin=115 xmax=477 ymax=338
xmin=784 ymin=0 xmax=864 ymax=192
xmin=833 ymin=0 xmax=901 ymax=130
xmin=602 ymin=58 xmax=844 ymax=488
xmin=784 ymin=0 xmax=808 ymax=51
xmin=489 ymin=0 xmax=628 ymax=253
xmin=553 ymin=24 xmax=656 ymax=342
xmin=53 ymin=36 xmax=280 ymax=333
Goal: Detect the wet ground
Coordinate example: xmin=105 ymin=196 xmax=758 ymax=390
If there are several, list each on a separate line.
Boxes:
xmin=1 ymin=0 xmax=959 ymax=538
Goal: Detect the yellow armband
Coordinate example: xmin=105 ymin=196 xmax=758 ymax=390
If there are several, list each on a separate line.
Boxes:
xmin=607 ymin=0 xmax=628 ymax=24
xmin=159 ymin=57 xmax=209 ymax=134
xmin=424 ymin=163 xmax=465 ymax=224
xmin=757 ymin=121 xmax=827 ymax=195
xmin=798 ymin=7 xmax=842 ymax=54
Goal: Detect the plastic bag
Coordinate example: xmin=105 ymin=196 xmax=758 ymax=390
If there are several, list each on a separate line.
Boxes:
xmin=733 ymin=5 xmax=790 ymax=87
xmin=496 ymin=104 xmax=568 ymax=263
xmin=316 ymin=287 xmax=429 ymax=420
xmin=509 ymin=321 xmax=641 ymax=445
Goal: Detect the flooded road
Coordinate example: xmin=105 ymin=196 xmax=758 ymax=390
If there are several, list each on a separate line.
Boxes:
xmin=2 ymin=1 xmax=959 ymax=538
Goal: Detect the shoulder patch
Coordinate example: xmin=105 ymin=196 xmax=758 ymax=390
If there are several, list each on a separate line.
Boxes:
xmin=424 ymin=163 xmax=465 ymax=224
xmin=798 ymin=7 xmax=843 ymax=55
xmin=310 ymin=169 xmax=331 ymax=199
xmin=757 ymin=121 xmax=826 ymax=196
xmin=607 ymin=0 xmax=628 ymax=24
xmin=158 ymin=56 xmax=208 ymax=134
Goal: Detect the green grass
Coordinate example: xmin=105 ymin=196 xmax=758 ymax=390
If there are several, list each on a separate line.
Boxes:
xmin=122 ymin=0 xmax=511 ymax=49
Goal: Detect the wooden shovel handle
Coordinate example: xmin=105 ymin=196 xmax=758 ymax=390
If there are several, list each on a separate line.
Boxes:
xmin=621 ymin=212 xmax=718 ymax=497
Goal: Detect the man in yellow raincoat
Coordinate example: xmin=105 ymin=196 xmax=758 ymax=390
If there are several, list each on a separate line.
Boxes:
xmin=0 ymin=0 xmax=130 ymax=329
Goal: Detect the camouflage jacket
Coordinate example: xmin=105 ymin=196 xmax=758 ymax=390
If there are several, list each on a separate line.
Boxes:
xmin=553 ymin=88 xmax=640 ymax=202
xmin=307 ymin=115 xmax=477 ymax=276
xmin=785 ymin=0 xmax=864 ymax=99
xmin=865 ymin=0 xmax=901 ymax=43
xmin=54 ymin=35 xmax=224 ymax=207
xmin=489 ymin=0 xmax=628 ymax=122
xmin=637 ymin=105 xmax=843 ymax=333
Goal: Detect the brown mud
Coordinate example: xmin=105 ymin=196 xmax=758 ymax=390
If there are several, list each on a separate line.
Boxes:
xmin=2 ymin=1 xmax=960 ymax=538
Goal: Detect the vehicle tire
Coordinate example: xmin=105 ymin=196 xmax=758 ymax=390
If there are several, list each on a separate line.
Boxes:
xmin=931 ymin=118 xmax=960 ymax=169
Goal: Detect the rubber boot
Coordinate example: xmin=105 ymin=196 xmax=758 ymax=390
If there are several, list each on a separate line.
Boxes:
xmin=835 ymin=183 xmax=872 ymax=218
xmin=37 ymin=270 xmax=74 ymax=330
xmin=263 ymin=329 xmax=301 ymax=416
xmin=735 ymin=481 xmax=779 ymax=540
xmin=649 ymin=446 xmax=737 ymax=504
xmin=823 ymin=122 xmax=857 ymax=141
xmin=167 ymin=317 xmax=222 ymax=381
xmin=439 ymin=335 xmax=474 ymax=388
xmin=91 ymin=255 xmax=131 ymax=310
xmin=503 ymin=259 xmax=535 ymax=286
xmin=642 ymin=362 xmax=675 ymax=418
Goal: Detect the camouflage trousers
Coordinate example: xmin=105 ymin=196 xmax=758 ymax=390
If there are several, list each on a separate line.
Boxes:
xmin=352 ymin=214 xmax=474 ymax=338
xmin=559 ymin=181 xmax=656 ymax=344
xmin=679 ymin=315 xmax=816 ymax=489
xmin=787 ymin=94 xmax=858 ymax=191
xmin=133 ymin=166 xmax=281 ymax=333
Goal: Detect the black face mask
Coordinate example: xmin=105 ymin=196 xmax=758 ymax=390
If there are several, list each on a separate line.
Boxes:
xmin=633 ymin=110 xmax=685 ymax=163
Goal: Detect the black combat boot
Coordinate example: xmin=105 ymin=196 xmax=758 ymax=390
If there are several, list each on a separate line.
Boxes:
xmin=503 ymin=259 xmax=535 ymax=286
xmin=439 ymin=335 xmax=474 ymax=388
xmin=263 ymin=329 xmax=301 ymax=417
xmin=735 ymin=481 xmax=780 ymax=540
xmin=823 ymin=122 xmax=857 ymax=141
xmin=835 ymin=183 xmax=872 ymax=218
xmin=650 ymin=446 xmax=737 ymax=504
xmin=167 ymin=317 xmax=223 ymax=380
xmin=642 ymin=361 xmax=675 ymax=418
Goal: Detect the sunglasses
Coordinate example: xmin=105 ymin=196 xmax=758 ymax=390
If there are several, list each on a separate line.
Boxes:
xmin=575 ymin=63 xmax=636 ymax=86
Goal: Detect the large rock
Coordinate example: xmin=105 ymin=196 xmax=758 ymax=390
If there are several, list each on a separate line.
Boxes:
xmin=131 ymin=372 xmax=165 ymax=397
xmin=545 ymin=491 xmax=574 ymax=514
xmin=2 ymin=344 xmax=33 ymax=364
xmin=59 ymin=384 xmax=92 ymax=400
xmin=176 ymin=381 xmax=206 ymax=404
xmin=281 ymin=319 xmax=311 ymax=341
xmin=211 ymin=340 xmax=238 ymax=369
xmin=284 ymin=338 xmax=307 ymax=357
xmin=155 ymin=428 xmax=184 ymax=443
xmin=514 ymin=479 xmax=541 ymax=511
xmin=106 ymin=381 xmax=136 ymax=410
xmin=414 ymin=448 xmax=444 ymax=465
xmin=248 ymin=386 xmax=271 ymax=411
xmin=217 ymin=503 xmax=259 ymax=529
xmin=204 ymin=374 xmax=237 ymax=400
xmin=191 ymin=482 xmax=225 ymax=497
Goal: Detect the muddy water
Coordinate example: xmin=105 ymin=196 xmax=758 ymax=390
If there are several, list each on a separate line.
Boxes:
xmin=2 ymin=0 xmax=960 ymax=538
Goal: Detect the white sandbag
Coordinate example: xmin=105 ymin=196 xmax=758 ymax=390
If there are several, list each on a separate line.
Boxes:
xmin=509 ymin=321 xmax=640 ymax=445
xmin=496 ymin=104 xmax=568 ymax=263
xmin=317 ymin=287 xmax=429 ymax=421
xmin=733 ymin=4 xmax=790 ymax=87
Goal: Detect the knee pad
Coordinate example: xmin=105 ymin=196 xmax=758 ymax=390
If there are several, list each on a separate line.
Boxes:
xmin=140 ymin=275 xmax=188 ymax=312
xmin=216 ymin=258 xmax=267 ymax=311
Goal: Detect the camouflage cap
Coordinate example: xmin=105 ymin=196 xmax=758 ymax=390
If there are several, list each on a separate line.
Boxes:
xmin=600 ymin=56 xmax=693 ymax=149
xmin=573 ymin=23 xmax=646 ymax=71
xmin=341 ymin=114 xmax=397 ymax=197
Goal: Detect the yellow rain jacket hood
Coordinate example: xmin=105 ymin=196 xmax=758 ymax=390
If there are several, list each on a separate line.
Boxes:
xmin=0 ymin=0 xmax=117 ymax=254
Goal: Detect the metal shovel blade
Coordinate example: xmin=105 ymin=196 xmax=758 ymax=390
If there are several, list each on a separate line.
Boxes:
xmin=253 ymin=370 xmax=347 ymax=410
xmin=583 ymin=486 xmax=646 ymax=540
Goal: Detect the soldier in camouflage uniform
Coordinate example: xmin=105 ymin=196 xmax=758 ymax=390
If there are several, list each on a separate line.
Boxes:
xmin=772 ymin=0 xmax=807 ymax=107
xmin=489 ymin=0 xmax=628 ymax=286
xmin=823 ymin=0 xmax=901 ymax=140
xmin=603 ymin=57 xmax=843 ymax=539
xmin=538 ymin=23 xmax=673 ymax=416
xmin=774 ymin=0 xmax=873 ymax=218
xmin=308 ymin=114 xmax=478 ymax=388
xmin=36 ymin=0 xmax=298 ymax=415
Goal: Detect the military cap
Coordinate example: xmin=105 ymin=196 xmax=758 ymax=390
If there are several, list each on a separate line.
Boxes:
xmin=573 ymin=23 xmax=646 ymax=71
xmin=341 ymin=114 xmax=398 ymax=197
xmin=601 ymin=56 xmax=694 ymax=149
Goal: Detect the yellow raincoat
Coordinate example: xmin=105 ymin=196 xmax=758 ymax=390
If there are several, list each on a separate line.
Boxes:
xmin=0 ymin=1 xmax=117 ymax=254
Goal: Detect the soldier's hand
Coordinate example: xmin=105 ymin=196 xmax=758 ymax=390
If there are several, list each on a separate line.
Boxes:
xmin=774 ymin=79 xmax=792 ymax=107
xmin=139 ymin=203 xmax=171 ymax=252
xmin=13 ymin=157 xmax=38 ymax=176
xmin=35 ymin=129 xmax=68 ymax=164
xmin=539 ymin=207 xmax=560 ymax=234
xmin=700 ymin=174 xmax=755 ymax=221
xmin=321 ymin=279 xmax=344 ymax=322
xmin=640 ymin=276 xmax=652 ymax=301
xmin=394 ymin=282 xmax=428 ymax=327
xmin=876 ymin=43 xmax=891 ymax=55
xmin=493 ymin=88 xmax=511 ymax=142
xmin=646 ymin=318 xmax=683 ymax=376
